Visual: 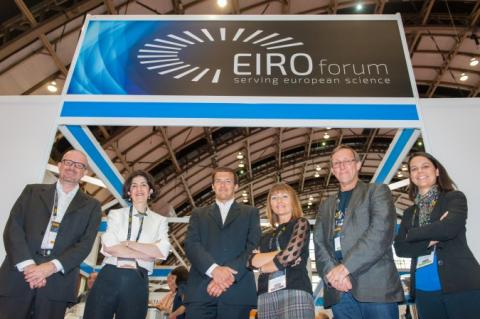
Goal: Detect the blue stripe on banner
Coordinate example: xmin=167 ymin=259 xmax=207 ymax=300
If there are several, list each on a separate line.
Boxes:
xmin=374 ymin=128 xmax=415 ymax=184
xmin=65 ymin=125 xmax=123 ymax=195
xmin=61 ymin=101 xmax=419 ymax=121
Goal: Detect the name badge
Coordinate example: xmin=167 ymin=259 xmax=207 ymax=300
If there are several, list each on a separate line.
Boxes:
xmin=50 ymin=221 xmax=60 ymax=233
xmin=417 ymin=251 xmax=435 ymax=269
xmin=117 ymin=257 xmax=137 ymax=269
xmin=334 ymin=236 xmax=342 ymax=252
xmin=268 ymin=269 xmax=286 ymax=293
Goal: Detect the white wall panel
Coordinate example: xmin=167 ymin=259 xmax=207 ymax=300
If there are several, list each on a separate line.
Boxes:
xmin=419 ymin=98 xmax=480 ymax=259
xmin=0 ymin=96 xmax=59 ymax=259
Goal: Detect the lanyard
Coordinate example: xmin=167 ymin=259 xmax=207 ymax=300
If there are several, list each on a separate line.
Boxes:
xmin=126 ymin=205 xmax=145 ymax=242
xmin=269 ymin=224 xmax=286 ymax=251
xmin=52 ymin=190 xmax=59 ymax=219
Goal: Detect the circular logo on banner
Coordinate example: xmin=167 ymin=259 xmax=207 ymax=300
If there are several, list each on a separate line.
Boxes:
xmin=137 ymin=27 xmax=304 ymax=84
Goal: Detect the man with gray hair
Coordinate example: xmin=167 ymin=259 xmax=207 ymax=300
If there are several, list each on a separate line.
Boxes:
xmin=0 ymin=150 xmax=102 ymax=319
xmin=314 ymin=145 xmax=403 ymax=318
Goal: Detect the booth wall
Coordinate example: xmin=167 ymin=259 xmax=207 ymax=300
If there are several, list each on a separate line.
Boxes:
xmin=0 ymin=97 xmax=59 ymax=260
xmin=419 ymin=98 xmax=480 ymax=259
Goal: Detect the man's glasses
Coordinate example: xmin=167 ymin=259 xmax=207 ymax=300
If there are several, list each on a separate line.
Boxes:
xmin=331 ymin=159 xmax=357 ymax=168
xmin=61 ymin=159 xmax=87 ymax=170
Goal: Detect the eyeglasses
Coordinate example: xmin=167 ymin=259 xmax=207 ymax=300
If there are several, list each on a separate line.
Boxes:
xmin=214 ymin=179 xmax=234 ymax=185
xmin=331 ymin=159 xmax=357 ymax=168
xmin=61 ymin=159 xmax=87 ymax=169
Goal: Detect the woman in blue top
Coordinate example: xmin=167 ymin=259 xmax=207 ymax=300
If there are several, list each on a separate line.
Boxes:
xmin=394 ymin=152 xmax=480 ymax=319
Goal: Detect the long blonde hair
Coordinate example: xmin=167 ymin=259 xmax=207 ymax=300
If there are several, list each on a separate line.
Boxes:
xmin=266 ymin=183 xmax=303 ymax=227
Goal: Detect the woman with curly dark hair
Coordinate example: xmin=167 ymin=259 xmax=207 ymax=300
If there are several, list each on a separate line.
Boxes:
xmin=84 ymin=170 xmax=171 ymax=319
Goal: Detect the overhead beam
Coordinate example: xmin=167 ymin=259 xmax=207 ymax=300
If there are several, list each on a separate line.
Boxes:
xmin=15 ymin=0 xmax=68 ymax=76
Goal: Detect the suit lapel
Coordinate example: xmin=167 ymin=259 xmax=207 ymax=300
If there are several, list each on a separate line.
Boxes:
xmin=343 ymin=181 xmax=366 ymax=227
xmin=207 ymin=203 xmax=223 ymax=228
xmin=64 ymin=190 xmax=88 ymax=218
xmin=224 ymin=202 xmax=240 ymax=227
xmin=39 ymin=184 xmax=56 ymax=217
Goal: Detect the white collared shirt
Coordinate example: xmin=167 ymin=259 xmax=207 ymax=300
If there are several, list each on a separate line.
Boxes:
xmin=101 ymin=206 xmax=171 ymax=274
xmin=215 ymin=198 xmax=234 ymax=224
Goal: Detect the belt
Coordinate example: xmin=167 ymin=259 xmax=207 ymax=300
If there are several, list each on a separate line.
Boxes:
xmin=38 ymin=249 xmax=52 ymax=257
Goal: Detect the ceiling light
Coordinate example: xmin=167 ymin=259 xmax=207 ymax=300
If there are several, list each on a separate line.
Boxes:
xmin=316 ymin=165 xmax=321 ymax=171
xmin=417 ymin=140 xmax=423 ymax=146
xmin=217 ymin=0 xmax=228 ymax=8
xmin=236 ymin=152 xmax=244 ymax=160
xmin=356 ymin=3 xmax=363 ymax=11
xmin=470 ymin=58 xmax=479 ymax=67
xmin=309 ymin=196 xmax=313 ymax=201
xmin=242 ymin=198 xmax=248 ymax=203
xmin=47 ymin=81 xmax=58 ymax=93
xmin=460 ymin=73 xmax=469 ymax=81
xmin=397 ymin=172 xmax=403 ymax=178
xmin=242 ymin=191 xmax=248 ymax=197
xmin=321 ymin=141 xmax=326 ymax=146
xmin=401 ymin=164 xmax=408 ymax=171
xmin=326 ymin=127 xmax=332 ymax=130
xmin=314 ymin=172 xmax=320 ymax=178
xmin=323 ymin=132 xmax=330 ymax=140
xmin=238 ymin=161 xmax=245 ymax=168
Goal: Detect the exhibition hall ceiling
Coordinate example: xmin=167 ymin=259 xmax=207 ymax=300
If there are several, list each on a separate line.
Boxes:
xmin=1 ymin=0 xmax=469 ymax=265
xmin=0 ymin=0 xmax=478 ymax=97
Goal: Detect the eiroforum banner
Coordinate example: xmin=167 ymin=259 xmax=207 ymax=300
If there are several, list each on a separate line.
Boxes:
xmin=67 ymin=16 xmax=414 ymax=97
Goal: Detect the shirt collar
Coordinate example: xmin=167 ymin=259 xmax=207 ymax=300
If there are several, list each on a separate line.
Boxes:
xmin=56 ymin=181 xmax=79 ymax=198
xmin=215 ymin=198 xmax=234 ymax=208
xmin=132 ymin=205 xmax=149 ymax=217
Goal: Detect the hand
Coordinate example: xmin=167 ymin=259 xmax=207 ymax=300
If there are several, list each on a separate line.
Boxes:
xmin=207 ymin=280 xmax=225 ymax=297
xmin=211 ymin=266 xmax=237 ymax=290
xmin=336 ymin=276 xmax=352 ymax=292
xmin=24 ymin=262 xmax=56 ymax=288
xmin=428 ymin=240 xmax=439 ymax=248
xmin=326 ymin=264 xmax=350 ymax=291
xmin=168 ymin=315 xmax=177 ymax=319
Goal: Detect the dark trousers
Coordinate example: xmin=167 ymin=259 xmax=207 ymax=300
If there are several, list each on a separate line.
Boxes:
xmin=83 ymin=264 xmax=149 ymax=319
xmin=416 ymin=289 xmax=480 ymax=319
xmin=0 ymin=287 xmax=67 ymax=319
xmin=185 ymin=300 xmax=253 ymax=319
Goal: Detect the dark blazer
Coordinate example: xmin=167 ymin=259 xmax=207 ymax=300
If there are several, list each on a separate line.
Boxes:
xmin=0 ymin=183 xmax=102 ymax=303
xmin=184 ymin=201 xmax=260 ymax=306
xmin=394 ymin=190 xmax=480 ymax=299
xmin=314 ymin=181 xmax=404 ymax=308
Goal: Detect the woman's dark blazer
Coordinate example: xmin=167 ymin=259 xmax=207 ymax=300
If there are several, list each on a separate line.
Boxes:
xmin=394 ymin=190 xmax=480 ymax=300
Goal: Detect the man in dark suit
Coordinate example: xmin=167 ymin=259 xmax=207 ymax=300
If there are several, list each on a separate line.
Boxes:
xmin=314 ymin=145 xmax=404 ymax=319
xmin=184 ymin=167 xmax=260 ymax=319
xmin=0 ymin=150 xmax=102 ymax=319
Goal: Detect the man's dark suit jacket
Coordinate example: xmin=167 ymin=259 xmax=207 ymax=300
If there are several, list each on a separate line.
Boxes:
xmin=0 ymin=183 xmax=102 ymax=303
xmin=184 ymin=201 xmax=260 ymax=306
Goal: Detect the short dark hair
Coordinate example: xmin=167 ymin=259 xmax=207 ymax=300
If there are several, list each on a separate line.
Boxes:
xmin=407 ymin=152 xmax=456 ymax=200
xmin=122 ymin=170 xmax=158 ymax=201
xmin=211 ymin=166 xmax=238 ymax=185
xmin=171 ymin=266 xmax=189 ymax=285
xmin=331 ymin=144 xmax=361 ymax=163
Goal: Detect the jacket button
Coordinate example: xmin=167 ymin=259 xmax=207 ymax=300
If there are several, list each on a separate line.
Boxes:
xmin=438 ymin=260 xmax=444 ymax=266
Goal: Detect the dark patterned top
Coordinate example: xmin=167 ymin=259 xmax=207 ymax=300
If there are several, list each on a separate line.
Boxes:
xmin=256 ymin=217 xmax=312 ymax=295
